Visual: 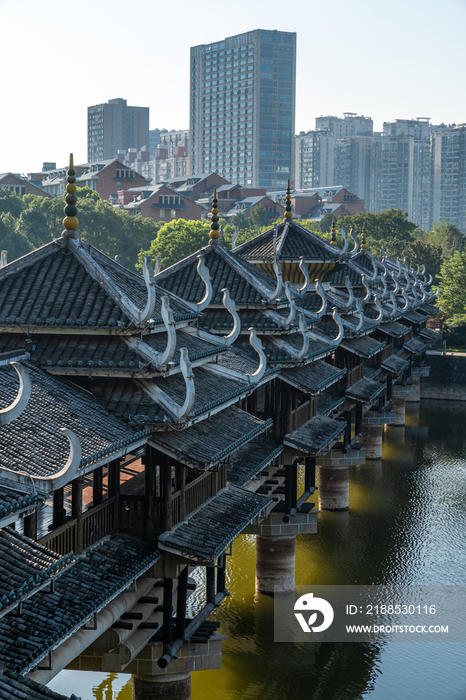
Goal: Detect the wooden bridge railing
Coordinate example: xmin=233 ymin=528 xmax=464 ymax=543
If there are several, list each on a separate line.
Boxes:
xmin=39 ymin=497 xmax=115 ymax=556
xmin=171 ymin=462 xmax=227 ymax=527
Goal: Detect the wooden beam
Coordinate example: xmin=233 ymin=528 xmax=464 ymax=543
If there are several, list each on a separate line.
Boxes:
xmin=93 ymin=467 xmax=103 ymax=507
xmin=52 ymin=488 xmax=64 ymax=530
xmin=71 ymin=477 xmax=83 ymax=555
xmin=175 ymin=567 xmax=188 ymax=640
xmin=162 ymin=578 xmax=173 ymax=653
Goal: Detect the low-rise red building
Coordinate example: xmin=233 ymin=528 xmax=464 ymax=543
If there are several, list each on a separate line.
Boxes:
xmin=116 ymin=184 xmax=203 ymax=222
xmin=0 ymin=173 xmax=52 ymax=199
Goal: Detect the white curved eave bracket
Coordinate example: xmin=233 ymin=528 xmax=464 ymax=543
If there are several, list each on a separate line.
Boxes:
xmin=221 ymin=288 xmax=241 ymax=345
xmin=354 ymin=298 xmax=365 ymax=332
xmin=370 ymin=256 xmax=378 ymax=282
xmin=331 ymin=308 xmax=344 ymax=346
xmin=0 ymin=251 xmax=7 ymax=268
xmin=232 ymin=226 xmax=240 ymax=250
xmin=248 ymin=328 xmax=267 ymax=382
xmin=361 ymin=274 xmax=372 ymax=302
xmin=373 ymin=294 xmax=384 ymax=322
xmin=400 ymin=289 xmax=410 ymax=311
xmin=0 ymin=428 xmax=82 ymax=494
xmin=314 ymin=279 xmax=328 ymax=318
xmin=154 ymin=255 xmax=162 ymax=275
xmin=349 ymin=227 xmax=359 ymax=256
xmin=340 ymin=225 xmax=349 ymax=255
xmin=345 ymin=275 xmax=355 ymax=308
xmin=196 ymin=254 xmax=213 ymax=312
xmin=298 ymin=257 xmax=311 ymax=294
xmin=176 ymin=348 xmax=195 ymax=419
xmin=0 ymin=363 xmax=31 ymax=426
xmin=295 ymin=313 xmax=310 ymax=359
xmin=157 ymin=296 xmax=177 ymax=366
xmin=284 ymin=281 xmax=297 ymax=327
xmin=137 ymin=256 xmax=157 ymax=324
xmin=267 ymin=253 xmax=283 ymax=302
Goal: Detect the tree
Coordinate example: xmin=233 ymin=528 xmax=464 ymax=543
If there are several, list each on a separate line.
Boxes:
xmin=319 ymin=212 xmax=334 ymax=234
xmin=0 ymin=213 xmax=33 ymax=261
xmin=138 ymin=219 xmax=212 ymax=271
xmin=402 ymin=239 xmax=443 ymax=280
xmin=231 ymin=211 xmax=249 ymax=230
xmin=333 ymin=209 xmax=418 ymax=258
xmin=0 ymin=188 xmax=24 ymax=218
xmin=76 ymin=186 xmax=101 ymax=202
xmin=437 ymin=251 xmax=466 ymax=316
xmin=425 ymin=220 xmax=465 ymax=259
xmin=249 ymin=205 xmax=268 ymax=228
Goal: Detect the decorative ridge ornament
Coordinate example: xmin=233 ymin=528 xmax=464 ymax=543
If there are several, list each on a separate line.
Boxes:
xmin=209 ymin=188 xmax=220 ymax=244
xmin=221 ymin=288 xmax=241 ymax=345
xmin=361 ymin=222 xmax=367 ymax=250
xmin=231 ymin=226 xmax=240 ymax=250
xmin=195 ymin=253 xmax=213 ymax=311
xmin=137 ymin=256 xmax=157 ymax=324
xmin=330 ymin=216 xmax=337 ymax=246
xmin=298 ymin=256 xmax=311 ymax=294
xmin=349 ymin=227 xmax=359 ymax=256
xmin=248 ymin=328 xmax=267 ymax=382
xmin=62 ymin=154 xmax=79 ymax=239
xmin=340 ymin=225 xmax=349 ymax=255
xmin=0 ymin=251 xmax=7 ymax=268
xmin=284 ymin=180 xmax=292 ymax=220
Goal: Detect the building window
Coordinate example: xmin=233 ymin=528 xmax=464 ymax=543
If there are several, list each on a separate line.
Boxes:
xmin=171 ymin=209 xmax=177 ymax=219
xmin=160 ymin=209 xmax=165 ymax=218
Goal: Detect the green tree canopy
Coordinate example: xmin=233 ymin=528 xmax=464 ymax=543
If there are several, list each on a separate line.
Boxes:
xmin=249 ymin=205 xmax=268 ymax=228
xmin=231 ymin=211 xmax=249 ymax=230
xmin=0 ymin=212 xmax=33 ymax=261
xmin=424 ymin=220 xmax=465 ymax=259
xmin=0 ymin=188 xmax=24 ymax=218
xmin=138 ymin=219 xmax=212 ymax=271
xmin=437 ymin=251 xmax=466 ymax=316
xmin=402 ymin=239 xmax=443 ymax=280
xmin=332 ymin=209 xmax=418 ymax=258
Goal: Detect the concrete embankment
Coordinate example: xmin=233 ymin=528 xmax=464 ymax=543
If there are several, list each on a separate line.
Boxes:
xmin=421 ymin=352 xmax=466 ymax=400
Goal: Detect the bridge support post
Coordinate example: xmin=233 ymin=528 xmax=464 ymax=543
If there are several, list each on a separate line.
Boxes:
xmin=318 ymin=465 xmax=349 ymax=511
xmin=392 ymin=397 xmax=406 ymax=426
xmin=360 ymin=424 xmax=383 ymax=460
xmin=405 ymin=377 xmax=421 ymax=403
xmin=132 ymin=672 xmax=191 ymax=700
xmin=255 ymin=534 xmax=295 ymax=594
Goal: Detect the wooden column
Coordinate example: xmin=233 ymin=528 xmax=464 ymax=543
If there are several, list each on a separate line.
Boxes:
xmin=93 ymin=466 xmax=103 ymax=507
xmin=162 ymin=578 xmax=173 ymax=654
xmin=387 ymin=375 xmax=393 ymax=401
xmin=109 ymin=460 xmax=121 ymax=533
xmin=217 ymin=553 xmax=226 ymax=595
xmin=161 ymin=453 xmax=172 ymax=532
xmin=52 ymin=488 xmax=65 ymax=530
xmin=175 ymin=566 xmax=188 ymax=640
xmin=344 ymin=410 xmax=352 ymax=447
xmin=23 ymin=510 xmax=37 ymax=541
xmin=355 ymin=404 xmax=363 ymax=436
xmin=71 ymin=477 xmax=83 ymax=555
xmin=144 ymin=447 xmax=156 ymax=542
xmin=206 ymin=565 xmax=216 ymax=605
xmin=304 ymin=456 xmax=316 ymax=491
xmin=179 ymin=465 xmax=186 ymax=522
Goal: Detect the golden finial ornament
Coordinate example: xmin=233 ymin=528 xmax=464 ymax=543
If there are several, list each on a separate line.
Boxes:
xmin=361 ymin=222 xmax=367 ymax=250
xmin=209 ymin=187 xmax=220 ymax=244
xmin=62 ymin=153 xmax=79 ymax=238
xmin=331 ymin=215 xmax=337 ymax=246
xmin=284 ymin=179 xmax=292 ymax=220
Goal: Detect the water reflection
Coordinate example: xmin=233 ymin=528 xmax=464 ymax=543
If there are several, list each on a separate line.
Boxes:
xmin=49 ymin=400 xmax=466 ymax=699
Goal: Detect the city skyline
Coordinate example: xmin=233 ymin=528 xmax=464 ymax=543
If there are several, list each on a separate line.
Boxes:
xmin=1 ymin=0 xmax=465 ymax=174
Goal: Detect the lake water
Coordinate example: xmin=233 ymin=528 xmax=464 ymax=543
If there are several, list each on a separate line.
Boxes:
xmin=49 ymin=400 xmax=466 ymax=700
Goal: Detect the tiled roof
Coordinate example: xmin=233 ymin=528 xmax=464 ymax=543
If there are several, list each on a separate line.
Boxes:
xmin=0 ymin=529 xmax=75 ymax=613
xmin=0 ymin=363 xmax=142 ymax=477
xmin=402 ymin=310 xmax=427 ymax=324
xmin=345 ymin=377 xmax=385 ymax=403
xmin=0 ymin=534 xmax=160 ymax=674
xmin=363 ymin=363 xmax=382 ymax=380
xmin=327 ymin=266 xmax=363 ymax=286
xmin=341 ymin=336 xmax=386 ymax=358
xmin=316 ymin=391 xmax=346 ymax=416
xmin=419 ymin=302 xmax=438 ymax=315
xmin=156 ymin=245 xmax=276 ymax=306
xmin=199 ymin=308 xmax=298 ymax=334
xmin=284 ymin=415 xmax=345 ymax=453
xmin=227 ymin=437 xmax=284 ymax=487
xmin=0 ymin=241 xmax=197 ymax=331
xmin=0 ymin=488 xmax=43 ymax=524
xmin=0 ymin=669 xmax=76 ymax=700
xmin=150 ymin=406 xmax=272 ymax=469
xmin=234 ymin=221 xmax=340 ymax=261
xmin=403 ymin=338 xmax=427 ymax=355
xmin=158 ymin=485 xmax=272 ymax=561
xmin=377 ymin=321 xmax=411 ymax=338
xmin=420 ymin=327 xmax=438 ymax=340
xmin=88 ymin=367 xmax=253 ymax=423
xmin=381 ymin=354 xmax=410 ymax=374
xmin=281 ymin=361 xmax=346 ymax=394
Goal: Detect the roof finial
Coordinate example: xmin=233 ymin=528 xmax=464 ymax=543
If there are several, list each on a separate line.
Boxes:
xmin=361 ymin=221 xmax=366 ymax=250
xmin=62 ymin=153 xmax=79 ymax=239
xmin=284 ymin=179 xmax=292 ymax=220
xmin=209 ymin=187 xmax=220 ymax=245
xmin=331 ymin=215 xmax=337 ymax=246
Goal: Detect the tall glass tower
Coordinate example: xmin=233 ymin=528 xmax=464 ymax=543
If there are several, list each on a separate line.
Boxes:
xmin=190 ymin=29 xmax=296 ymax=190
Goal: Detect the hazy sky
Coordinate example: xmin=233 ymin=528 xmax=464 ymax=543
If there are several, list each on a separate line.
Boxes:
xmin=1 ymin=0 xmax=465 ymax=174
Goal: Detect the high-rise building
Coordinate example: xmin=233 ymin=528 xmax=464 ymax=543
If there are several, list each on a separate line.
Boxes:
xmin=334 ymin=136 xmax=372 ymax=205
xmin=190 ymin=29 xmax=296 ymax=190
xmin=87 ymin=98 xmax=149 ymax=162
xmin=315 ymin=113 xmax=373 ymax=138
xmin=295 ymin=131 xmax=335 ymax=189
xmin=431 ymin=124 xmax=466 ymax=231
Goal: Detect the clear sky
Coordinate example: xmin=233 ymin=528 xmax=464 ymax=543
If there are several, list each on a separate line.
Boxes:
xmin=1 ymin=0 xmax=465 ymax=174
